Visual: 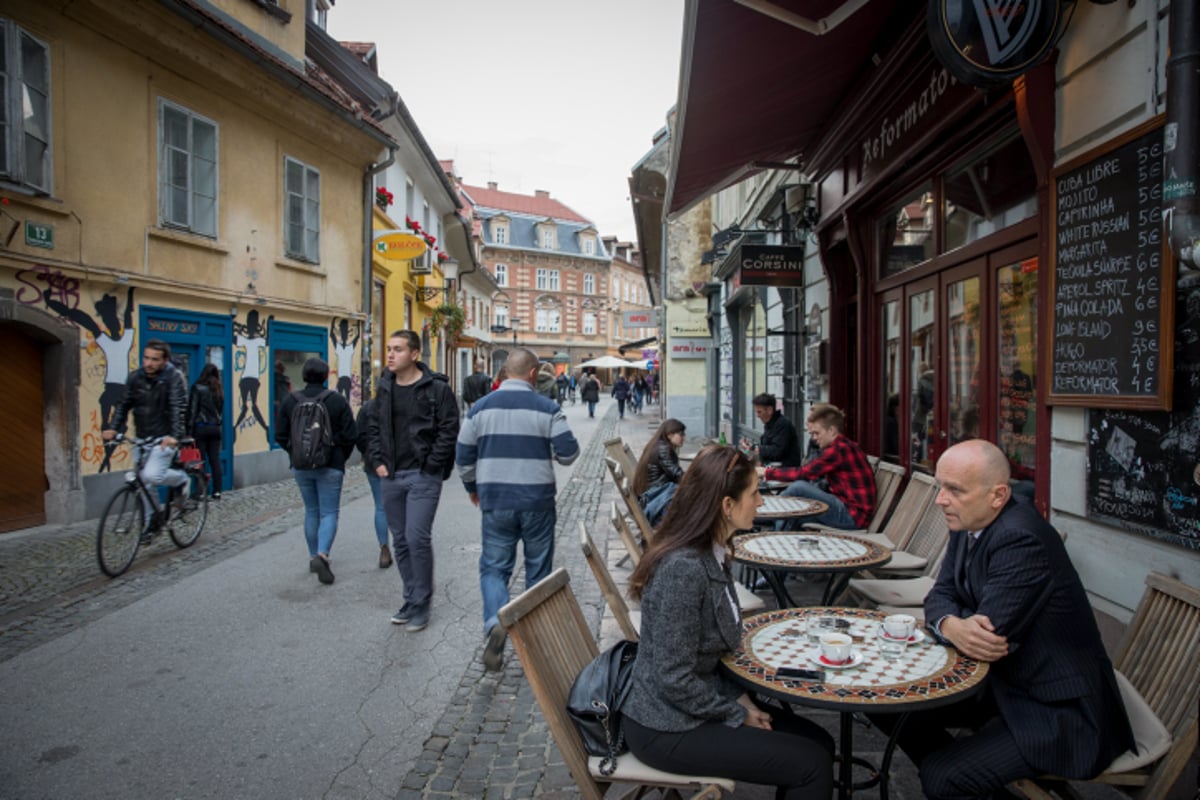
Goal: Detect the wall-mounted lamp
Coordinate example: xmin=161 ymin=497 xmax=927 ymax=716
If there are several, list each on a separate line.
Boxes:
xmin=229 ymin=305 xmax=238 ymax=318
xmin=415 ymin=257 xmax=459 ymax=302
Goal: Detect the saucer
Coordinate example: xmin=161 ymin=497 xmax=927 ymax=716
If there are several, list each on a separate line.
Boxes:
xmin=807 ymin=649 xmax=864 ymax=670
xmin=877 ymin=626 xmax=925 ymax=644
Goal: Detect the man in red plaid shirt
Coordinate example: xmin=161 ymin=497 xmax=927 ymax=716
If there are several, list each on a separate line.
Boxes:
xmin=761 ymin=404 xmax=876 ymax=530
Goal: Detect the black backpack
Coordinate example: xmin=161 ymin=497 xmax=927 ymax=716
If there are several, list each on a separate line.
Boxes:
xmin=289 ymin=389 xmax=334 ymax=469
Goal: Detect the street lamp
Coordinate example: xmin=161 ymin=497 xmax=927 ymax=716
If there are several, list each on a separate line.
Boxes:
xmin=509 ymin=317 xmax=520 ymax=349
xmin=415 ymin=257 xmax=459 ymax=301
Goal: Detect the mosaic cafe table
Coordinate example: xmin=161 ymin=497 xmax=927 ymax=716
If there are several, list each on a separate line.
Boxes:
xmin=721 ymin=606 xmax=989 ymax=800
xmin=752 ymin=495 xmax=828 ymax=521
xmin=732 ymin=531 xmax=892 ymax=606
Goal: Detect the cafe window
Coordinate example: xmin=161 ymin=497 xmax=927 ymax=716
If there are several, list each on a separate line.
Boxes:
xmin=997 ymin=257 xmax=1038 ymax=490
xmin=943 ymin=127 xmax=1037 ymax=253
xmin=740 ymin=294 xmax=767 ymax=431
xmin=879 ymin=184 xmax=935 ymax=277
xmin=881 ymin=300 xmax=901 ymax=462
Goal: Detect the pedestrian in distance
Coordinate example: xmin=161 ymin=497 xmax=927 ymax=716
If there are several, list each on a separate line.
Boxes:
xmin=188 ymin=363 xmax=224 ymax=499
xmin=355 ymin=397 xmax=392 ymax=569
xmin=612 ymin=372 xmax=631 ymax=419
xmin=456 ymin=347 xmax=580 ymax=671
xmin=462 ymin=358 xmax=491 ymax=411
xmin=632 ymin=373 xmax=649 ymax=414
xmin=275 ymin=357 xmax=357 ymax=585
xmin=536 ymin=361 xmax=559 ymax=401
xmin=103 ymin=339 xmax=191 ymax=529
xmin=622 ymin=445 xmax=835 ymax=798
xmin=367 ymin=330 xmax=459 ymax=633
xmin=579 ymin=370 xmax=601 ymax=417
xmin=555 ymin=370 xmax=569 ymax=402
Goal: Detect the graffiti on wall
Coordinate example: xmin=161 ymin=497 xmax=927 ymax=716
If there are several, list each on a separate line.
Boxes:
xmin=330 ymin=318 xmax=361 ymax=402
xmin=234 ymin=309 xmax=271 ymax=440
xmin=37 ymin=282 xmax=137 ymax=473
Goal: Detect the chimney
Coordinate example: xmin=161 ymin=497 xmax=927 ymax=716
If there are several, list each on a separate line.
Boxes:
xmin=487 ymin=181 xmax=498 ymax=190
xmin=534 ymin=189 xmax=550 ymax=199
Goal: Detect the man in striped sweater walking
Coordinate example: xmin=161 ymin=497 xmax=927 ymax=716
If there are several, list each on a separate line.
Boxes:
xmin=456 ymin=348 xmax=580 ymax=671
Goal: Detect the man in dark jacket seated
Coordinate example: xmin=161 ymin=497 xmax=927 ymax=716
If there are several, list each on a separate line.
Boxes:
xmin=742 ymin=393 xmax=803 ymax=467
xmin=872 ymin=439 xmax=1134 ymax=799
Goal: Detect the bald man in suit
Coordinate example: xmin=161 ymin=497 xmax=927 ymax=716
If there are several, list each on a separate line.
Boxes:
xmin=876 ymin=439 xmax=1134 ymax=799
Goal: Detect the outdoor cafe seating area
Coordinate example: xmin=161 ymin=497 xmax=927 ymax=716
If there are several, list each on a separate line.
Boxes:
xmin=502 ymin=435 xmax=1198 ymax=799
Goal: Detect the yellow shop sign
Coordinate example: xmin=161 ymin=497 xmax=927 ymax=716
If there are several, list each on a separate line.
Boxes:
xmin=373 ymin=231 xmax=427 ymax=262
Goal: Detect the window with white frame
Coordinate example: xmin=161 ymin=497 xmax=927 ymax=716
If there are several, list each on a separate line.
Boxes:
xmin=584 ymin=273 xmax=595 ymax=295
xmin=536 ymin=268 xmax=560 ymax=291
xmin=405 ymin=180 xmax=414 ymax=218
xmin=536 ymin=308 xmax=561 ymax=332
xmin=612 ymin=277 xmax=620 ymax=300
xmin=495 ymin=305 xmax=509 ymax=329
xmin=494 ymin=263 xmax=508 ymax=286
xmin=623 ymin=282 xmax=630 ymax=302
xmin=284 ymin=156 xmax=320 ymax=262
xmin=158 ymin=100 xmax=218 ymax=237
xmin=0 ymin=20 xmax=51 ymax=193
xmin=540 ymin=227 xmax=556 ymax=249
xmin=583 ymin=312 xmax=596 ymax=335
xmin=583 ymin=238 xmax=595 ymax=255
xmin=493 ymin=222 xmax=507 ymax=244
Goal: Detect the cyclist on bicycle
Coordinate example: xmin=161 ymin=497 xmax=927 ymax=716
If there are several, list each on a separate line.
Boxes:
xmin=102 ymin=338 xmax=191 ymax=522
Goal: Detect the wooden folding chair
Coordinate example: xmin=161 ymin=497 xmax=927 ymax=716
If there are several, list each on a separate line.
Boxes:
xmin=610 ymin=502 xmax=642 ymax=566
xmin=804 ymin=469 xmax=938 ymax=548
xmin=604 ymin=437 xmax=638 ymax=481
xmin=847 ymin=545 xmax=947 ymax=609
xmin=498 ymin=568 xmax=732 ymax=800
xmin=1011 ymin=572 xmax=1200 ymax=799
xmin=605 ymin=457 xmax=656 ymax=547
xmin=580 ymin=522 xmax=640 ymax=642
xmin=870 ymin=493 xmax=949 ymax=576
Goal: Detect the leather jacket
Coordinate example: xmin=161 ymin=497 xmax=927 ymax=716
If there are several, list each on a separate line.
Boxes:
xmin=646 ymin=439 xmax=683 ymax=488
xmin=108 ymin=362 xmax=188 ymax=440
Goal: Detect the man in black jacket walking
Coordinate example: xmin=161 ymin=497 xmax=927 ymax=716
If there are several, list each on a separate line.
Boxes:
xmin=103 ymin=339 xmax=191 ymax=528
xmin=462 ymin=358 xmax=491 ymax=410
xmin=367 ymin=330 xmax=460 ymax=632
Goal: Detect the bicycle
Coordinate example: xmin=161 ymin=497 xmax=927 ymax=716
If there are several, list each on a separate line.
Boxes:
xmin=96 ymin=435 xmax=209 ymax=577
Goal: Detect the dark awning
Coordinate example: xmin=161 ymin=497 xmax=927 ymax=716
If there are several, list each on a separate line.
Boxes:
xmin=666 ymin=0 xmax=902 ymax=216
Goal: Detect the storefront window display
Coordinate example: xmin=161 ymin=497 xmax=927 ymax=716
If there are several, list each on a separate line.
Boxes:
xmin=879 ymin=183 xmax=935 ymax=277
xmin=997 ymin=258 xmax=1038 ymax=493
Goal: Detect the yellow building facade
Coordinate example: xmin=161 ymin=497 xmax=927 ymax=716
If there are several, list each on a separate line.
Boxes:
xmin=0 ymin=0 xmax=388 ymax=529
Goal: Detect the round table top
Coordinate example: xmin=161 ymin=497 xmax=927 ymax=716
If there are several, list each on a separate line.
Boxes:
xmin=752 ymin=496 xmax=828 ymax=520
xmin=732 ymin=531 xmax=892 ymax=573
xmin=721 ymin=607 xmax=989 ymax=712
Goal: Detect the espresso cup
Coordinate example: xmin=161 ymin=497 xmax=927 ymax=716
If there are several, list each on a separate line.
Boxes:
xmin=819 ymin=632 xmax=853 ymax=664
xmin=883 ymin=613 xmax=916 ymax=640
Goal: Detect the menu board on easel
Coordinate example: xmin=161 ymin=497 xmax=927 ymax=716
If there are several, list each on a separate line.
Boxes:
xmin=1047 ymin=117 xmax=1175 ymax=409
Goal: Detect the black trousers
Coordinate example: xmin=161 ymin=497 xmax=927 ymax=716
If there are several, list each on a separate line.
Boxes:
xmin=193 ymin=425 xmax=222 ymax=495
xmin=624 ymin=700 xmax=834 ymax=800
xmin=869 ymin=689 xmax=1035 ymax=800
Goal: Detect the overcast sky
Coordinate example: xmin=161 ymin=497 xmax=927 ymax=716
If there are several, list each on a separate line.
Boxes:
xmin=327 ymin=0 xmax=684 ymax=243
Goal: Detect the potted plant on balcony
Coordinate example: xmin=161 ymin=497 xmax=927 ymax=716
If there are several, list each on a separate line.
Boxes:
xmin=375 ymin=187 xmax=394 ymax=210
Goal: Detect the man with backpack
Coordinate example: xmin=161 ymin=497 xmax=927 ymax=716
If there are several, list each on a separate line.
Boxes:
xmin=367 ymin=330 xmax=460 ymax=633
xmin=275 ymin=357 xmax=358 ymax=585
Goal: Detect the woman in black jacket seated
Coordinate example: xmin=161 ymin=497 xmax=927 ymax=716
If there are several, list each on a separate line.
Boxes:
xmin=631 ymin=418 xmax=686 ymax=525
xmin=622 ymin=445 xmax=834 ymax=799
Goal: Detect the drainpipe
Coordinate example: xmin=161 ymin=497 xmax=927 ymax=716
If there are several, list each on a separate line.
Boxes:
xmin=1165 ymin=1 xmax=1200 ymax=271
xmin=361 ymin=92 xmax=400 ymax=400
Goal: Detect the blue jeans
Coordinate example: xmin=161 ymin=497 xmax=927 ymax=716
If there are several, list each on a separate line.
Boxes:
xmin=366 ymin=471 xmax=388 ymax=546
xmin=781 ymin=480 xmax=858 ymax=530
xmin=479 ymin=508 xmax=557 ymax=634
xmin=138 ymin=441 xmax=188 ymax=524
xmin=293 ymin=467 xmax=345 ymax=557
xmin=381 ymin=469 xmax=444 ymax=609
xmin=587 ymin=400 xmax=597 ymax=417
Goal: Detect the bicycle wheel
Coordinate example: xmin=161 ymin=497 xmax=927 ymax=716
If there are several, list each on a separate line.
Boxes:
xmin=97 ymin=485 xmax=144 ymax=577
xmin=169 ymin=470 xmax=207 ymax=548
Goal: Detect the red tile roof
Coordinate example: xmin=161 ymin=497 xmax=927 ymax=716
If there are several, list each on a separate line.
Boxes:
xmin=461 ymin=183 xmax=590 ymax=224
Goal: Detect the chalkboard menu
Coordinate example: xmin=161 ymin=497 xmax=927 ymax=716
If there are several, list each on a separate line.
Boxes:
xmin=1087 ymin=274 xmax=1200 ymax=551
xmin=1049 ymin=118 xmax=1174 ymax=409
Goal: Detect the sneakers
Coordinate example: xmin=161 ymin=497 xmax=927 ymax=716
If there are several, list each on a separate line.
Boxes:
xmin=212 ymin=492 xmax=221 ymax=500
xmin=311 ymin=555 xmax=335 ymax=585
xmin=390 ymin=603 xmax=413 ymax=625
xmin=482 ymin=625 xmax=507 ymax=672
xmin=405 ymin=606 xmax=430 ymax=632
xmin=378 ymin=544 xmax=393 ymax=569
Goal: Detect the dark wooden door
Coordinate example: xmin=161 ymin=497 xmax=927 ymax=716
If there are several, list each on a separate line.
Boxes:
xmin=0 ymin=327 xmax=45 ymax=531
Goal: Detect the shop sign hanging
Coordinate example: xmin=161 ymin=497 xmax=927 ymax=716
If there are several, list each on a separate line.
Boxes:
xmin=928 ymin=0 xmax=1063 ymax=88
xmin=373 ymin=230 xmax=427 ymax=262
xmin=738 ymin=244 xmax=805 ymax=287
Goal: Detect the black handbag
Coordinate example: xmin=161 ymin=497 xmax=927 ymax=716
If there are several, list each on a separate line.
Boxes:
xmin=566 ymin=639 xmax=638 ymax=776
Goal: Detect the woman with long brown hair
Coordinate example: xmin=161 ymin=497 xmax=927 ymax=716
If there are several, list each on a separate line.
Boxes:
xmin=621 ymin=445 xmax=833 ymax=799
xmin=631 ymin=418 xmax=686 ymax=525
xmin=189 ymin=363 xmax=224 ymax=499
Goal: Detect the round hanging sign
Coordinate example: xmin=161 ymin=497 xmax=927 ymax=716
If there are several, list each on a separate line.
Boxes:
xmin=373 ymin=231 xmax=427 ymax=262
xmin=928 ymin=0 xmax=1064 ymax=87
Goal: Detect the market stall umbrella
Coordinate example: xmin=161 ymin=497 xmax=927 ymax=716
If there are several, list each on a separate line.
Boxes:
xmin=578 ymin=355 xmax=635 ymax=369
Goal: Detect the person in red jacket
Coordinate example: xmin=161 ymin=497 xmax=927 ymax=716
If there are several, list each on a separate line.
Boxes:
xmin=760 ymin=404 xmax=875 ymax=530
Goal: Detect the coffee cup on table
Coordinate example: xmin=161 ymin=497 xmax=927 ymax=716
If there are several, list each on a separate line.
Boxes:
xmin=883 ymin=613 xmax=916 ymax=641
xmin=819 ymin=632 xmax=853 ymax=665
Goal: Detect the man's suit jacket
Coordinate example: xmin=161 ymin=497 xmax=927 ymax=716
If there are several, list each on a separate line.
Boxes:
xmin=925 ymin=496 xmax=1134 ymax=778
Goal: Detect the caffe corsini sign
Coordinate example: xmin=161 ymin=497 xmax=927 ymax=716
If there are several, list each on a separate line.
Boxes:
xmin=928 ymin=0 xmax=1063 ymax=87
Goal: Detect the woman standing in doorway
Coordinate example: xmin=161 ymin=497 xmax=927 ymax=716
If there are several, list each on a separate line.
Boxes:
xmin=189 ymin=364 xmax=225 ymax=498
